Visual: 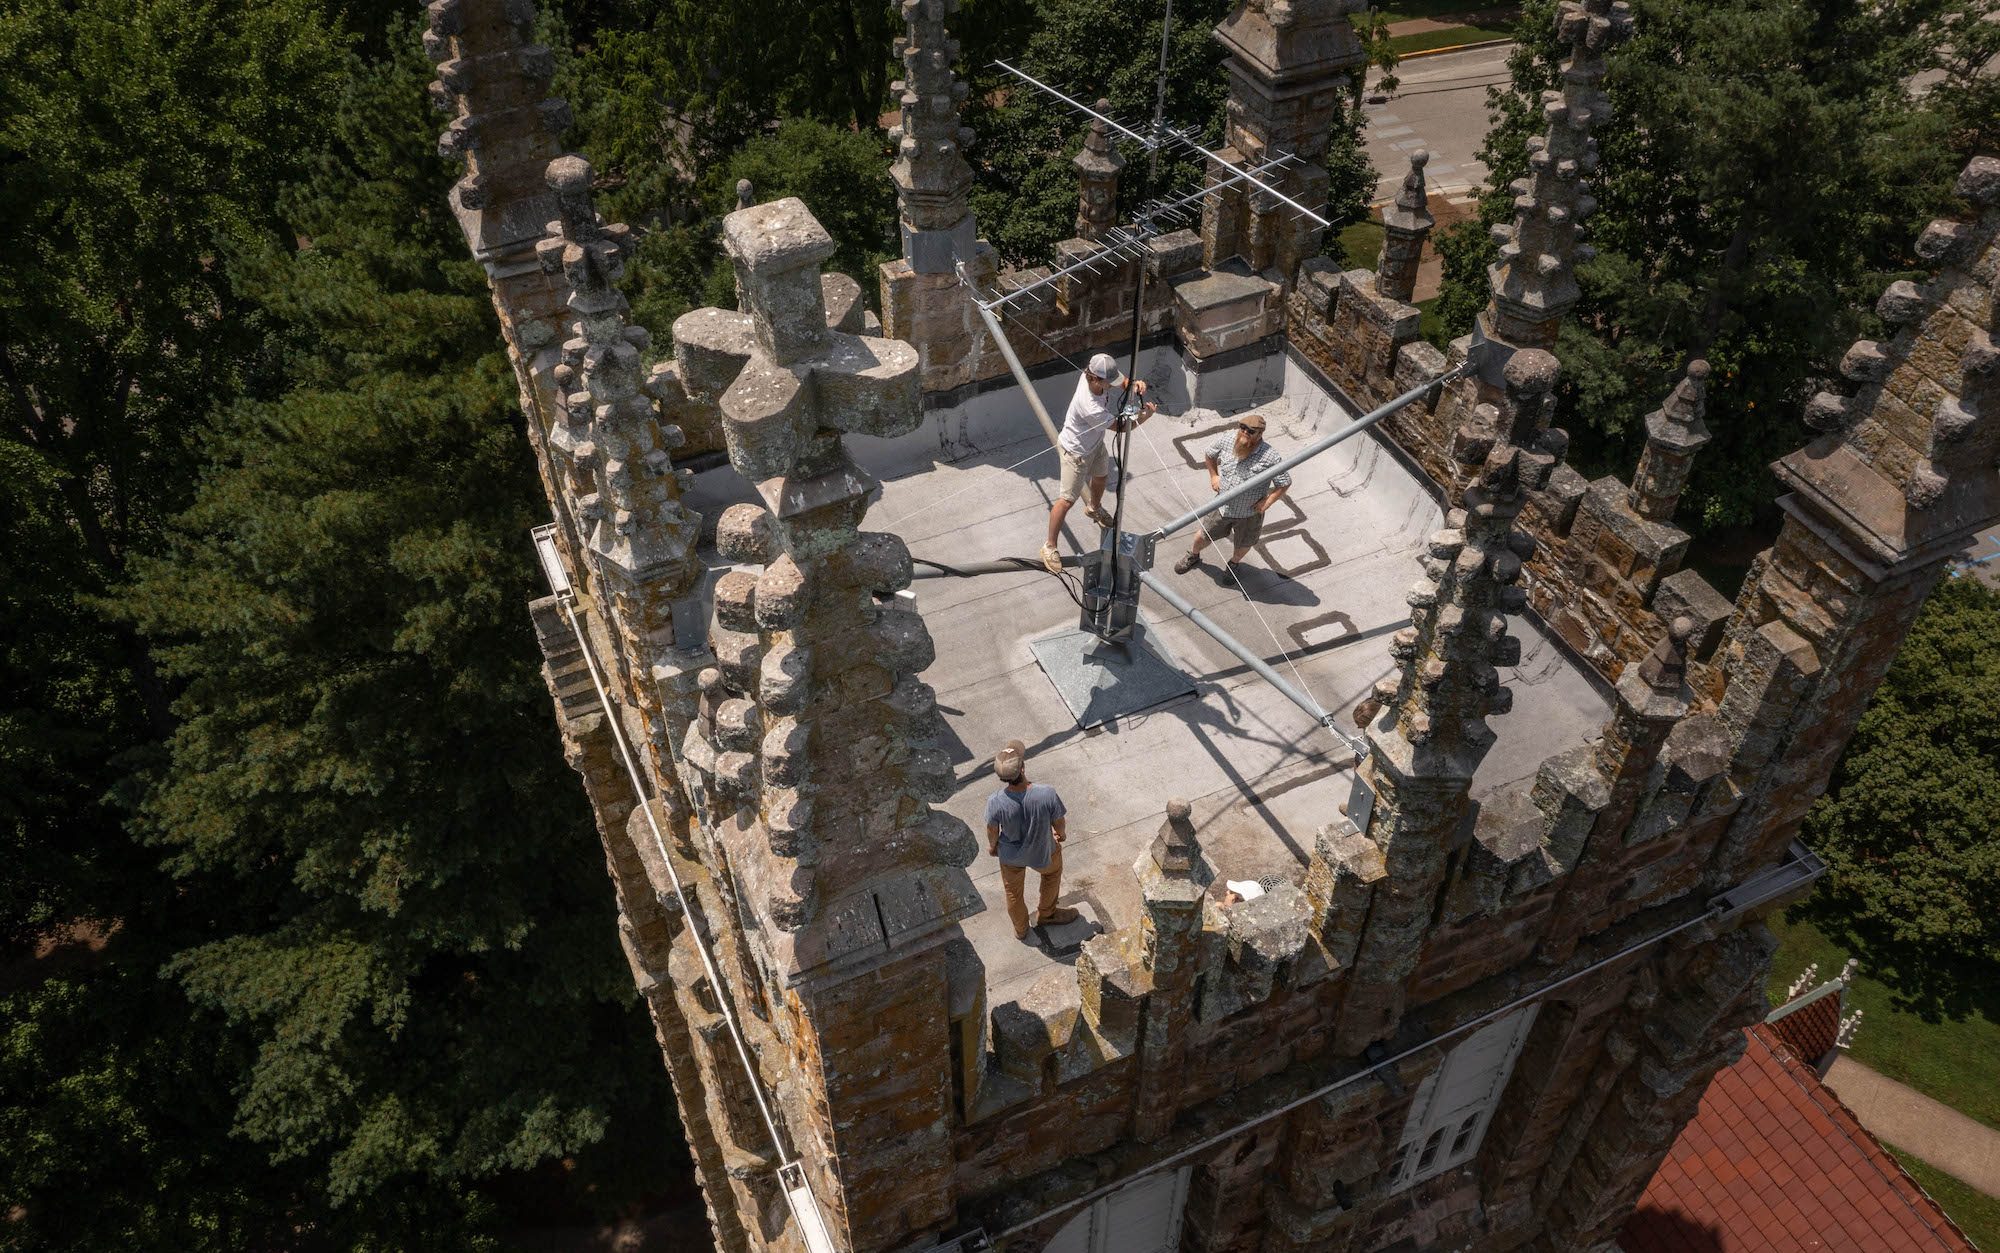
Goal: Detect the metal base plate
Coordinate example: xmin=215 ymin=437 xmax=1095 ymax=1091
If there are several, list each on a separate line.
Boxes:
xmin=1029 ymin=620 xmax=1196 ymax=729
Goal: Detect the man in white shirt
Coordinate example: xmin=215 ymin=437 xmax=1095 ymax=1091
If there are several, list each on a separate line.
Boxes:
xmin=1041 ymin=352 xmax=1157 ymax=573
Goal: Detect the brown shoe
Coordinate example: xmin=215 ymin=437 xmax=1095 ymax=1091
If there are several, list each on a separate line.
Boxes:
xmin=1173 ymin=550 xmax=1200 ymax=575
xmin=1036 ymin=905 xmax=1081 ymax=927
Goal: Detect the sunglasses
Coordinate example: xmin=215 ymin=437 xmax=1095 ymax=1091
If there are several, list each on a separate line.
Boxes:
xmin=1238 ymin=423 xmax=1265 ymax=433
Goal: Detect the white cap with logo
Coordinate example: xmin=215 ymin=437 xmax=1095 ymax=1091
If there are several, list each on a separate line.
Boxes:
xmin=1087 ymin=352 xmax=1120 ymax=380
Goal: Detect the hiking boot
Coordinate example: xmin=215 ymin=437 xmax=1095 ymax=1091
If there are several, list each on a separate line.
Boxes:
xmin=1040 ymin=543 xmax=1063 ymax=574
xmin=1036 ymin=905 xmax=1081 ymax=927
xmin=1173 ymin=550 xmax=1201 ymax=575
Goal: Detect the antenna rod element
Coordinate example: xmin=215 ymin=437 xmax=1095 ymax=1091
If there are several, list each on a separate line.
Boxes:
xmin=1148 ymin=0 xmax=1174 ymax=184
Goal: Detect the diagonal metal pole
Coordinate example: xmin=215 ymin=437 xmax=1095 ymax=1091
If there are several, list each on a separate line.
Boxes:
xmin=1152 ymin=360 xmax=1478 ymax=541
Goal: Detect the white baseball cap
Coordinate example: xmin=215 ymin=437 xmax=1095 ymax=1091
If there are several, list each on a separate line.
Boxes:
xmin=1224 ymin=880 xmax=1266 ymax=902
xmin=1087 ymin=353 xmax=1119 ymax=380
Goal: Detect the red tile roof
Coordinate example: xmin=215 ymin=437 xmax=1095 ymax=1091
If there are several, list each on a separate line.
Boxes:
xmin=1621 ymin=1024 xmax=1975 ymax=1252
xmin=1765 ymin=986 xmax=1843 ymax=1065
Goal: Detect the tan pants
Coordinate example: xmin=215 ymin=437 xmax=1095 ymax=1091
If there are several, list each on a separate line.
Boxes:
xmin=999 ymin=846 xmax=1064 ymax=935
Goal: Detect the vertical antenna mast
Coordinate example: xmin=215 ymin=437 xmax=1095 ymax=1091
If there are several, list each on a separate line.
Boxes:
xmin=1148 ymin=0 xmax=1174 ymax=185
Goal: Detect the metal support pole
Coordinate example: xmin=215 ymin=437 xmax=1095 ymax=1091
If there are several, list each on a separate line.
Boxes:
xmin=1148 ymin=0 xmax=1174 ymax=185
xmin=1137 ymin=569 xmax=1365 ymax=756
xmin=1152 ymin=360 xmax=1476 ymax=541
xmin=959 ymin=261 xmax=1063 ymax=451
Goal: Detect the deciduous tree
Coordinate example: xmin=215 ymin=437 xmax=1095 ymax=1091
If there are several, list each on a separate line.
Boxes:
xmin=1804 ymin=575 xmax=2000 ymax=970
xmin=1432 ymin=0 xmax=1966 ymax=532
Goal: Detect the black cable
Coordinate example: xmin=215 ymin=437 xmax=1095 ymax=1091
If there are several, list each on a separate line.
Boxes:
xmin=909 ymin=555 xmax=1088 ymax=609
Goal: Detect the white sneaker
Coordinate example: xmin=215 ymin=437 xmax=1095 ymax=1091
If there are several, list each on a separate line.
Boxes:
xmin=1040 ymin=543 xmax=1063 ymax=574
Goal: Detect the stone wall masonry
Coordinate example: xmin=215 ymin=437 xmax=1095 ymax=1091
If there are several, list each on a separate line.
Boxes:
xmin=879 ymin=229 xmax=1196 ymax=397
xmin=1533 ymin=926 xmax=1775 ymax=1251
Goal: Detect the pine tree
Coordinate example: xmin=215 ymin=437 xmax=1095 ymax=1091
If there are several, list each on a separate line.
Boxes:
xmin=0 ymin=0 xmax=342 ymax=946
xmin=118 ymin=24 xmax=679 ymax=1236
xmin=1432 ymin=0 xmax=1966 ymax=532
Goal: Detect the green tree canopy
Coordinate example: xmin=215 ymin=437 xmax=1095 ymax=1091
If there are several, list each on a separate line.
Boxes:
xmin=0 ymin=0 xmax=344 ymax=950
xmin=1432 ymin=0 xmax=1967 ymax=532
xmin=115 ymin=21 xmax=677 ymax=1234
xmin=1803 ymin=576 xmax=2000 ymax=979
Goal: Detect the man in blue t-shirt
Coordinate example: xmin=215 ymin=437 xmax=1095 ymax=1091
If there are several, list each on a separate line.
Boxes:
xmin=983 ymin=739 xmax=1080 ymax=942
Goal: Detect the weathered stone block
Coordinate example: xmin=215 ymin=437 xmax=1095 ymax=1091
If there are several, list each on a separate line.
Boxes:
xmin=1652 ymin=568 xmax=1733 ymax=661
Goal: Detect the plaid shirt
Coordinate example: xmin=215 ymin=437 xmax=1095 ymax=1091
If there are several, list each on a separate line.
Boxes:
xmin=1204 ymin=434 xmax=1289 ymax=518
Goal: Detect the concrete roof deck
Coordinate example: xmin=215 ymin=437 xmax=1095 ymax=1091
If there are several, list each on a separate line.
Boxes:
xmin=686 ymin=346 xmax=1611 ymax=1007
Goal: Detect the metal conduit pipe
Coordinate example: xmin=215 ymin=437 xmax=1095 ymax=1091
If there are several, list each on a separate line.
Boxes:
xmin=960 ymin=262 xmax=1063 ymax=451
xmin=1152 ymin=359 xmax=1480 ymax=541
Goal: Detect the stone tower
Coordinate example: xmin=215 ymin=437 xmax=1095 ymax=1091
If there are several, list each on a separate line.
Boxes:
xmin=433 ymin=0 xmax=2000 ymax=1249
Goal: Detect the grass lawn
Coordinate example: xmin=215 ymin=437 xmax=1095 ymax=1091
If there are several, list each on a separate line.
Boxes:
xmin=1338 ymin=219 xmax=1386 ymax=271
xmin=1888 ymin=1148 xmax=2000 ymax=1250
xmin=1765 ymin=910 xmax=2000 ymax=1131
xmin=1415 ymin=295 xmax=1446 ymax=342
xmin=1388 ymin=24 xmax=1515 ymax=55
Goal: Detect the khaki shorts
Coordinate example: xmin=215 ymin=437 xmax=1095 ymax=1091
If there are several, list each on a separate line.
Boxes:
xmin=1200 ymin=511 xmax=1265 ymax=550
xmin=1057 ymin=442 xmax=1111 ymax=502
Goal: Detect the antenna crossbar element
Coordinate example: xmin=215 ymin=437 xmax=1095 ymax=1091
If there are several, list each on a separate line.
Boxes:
xmin=993 ymin=60 xmax=1160 ymax=149
xmin=967 ymin=153 xmax=1294 ymax=315
xmin=1158 ymin=124 xmax=1332 ymax=228
xmin=995 ymin=61 xmax=1333 ymax=231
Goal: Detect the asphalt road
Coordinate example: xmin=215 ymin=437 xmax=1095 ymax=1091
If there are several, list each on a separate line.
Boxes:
xmin=1363 ymin=42 xmax=1513 ymax=201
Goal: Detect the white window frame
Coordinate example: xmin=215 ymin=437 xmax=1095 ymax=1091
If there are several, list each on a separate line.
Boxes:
xmin=1385 ymin=1003 xmax=1539 ymax=1192
xmin=1041 ymin=1165 xmax=1192 ymax=1253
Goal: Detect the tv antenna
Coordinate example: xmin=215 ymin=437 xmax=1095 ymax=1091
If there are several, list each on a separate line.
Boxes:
xmin=942 ymin=34 xmax=1466 ymax=754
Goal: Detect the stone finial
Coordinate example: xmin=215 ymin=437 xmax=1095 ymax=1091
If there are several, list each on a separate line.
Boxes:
xmin=1134 ymin=799 xmax=1210 ymax=917
xmin=426 ymin=0 xmax=573 ymax=254
xmin=1378 ymin=348 xmax=1567 ymax=760
xmin=534 ymin=155 xmax=698 ymax=585
xmin=1375 ymin=150 xmax=1435 ymax=304
xmin=1485 ymin=0 xmax=1634 ymax=350
xmin=1073 ymin=101 xmax=1126 ymax=242
xmin=888 ymin=0 xmax=977 ymax=272
xmin=1628 ymin=359 xmax=1712 ymax=524
xmin=670 ymin=196 xmax=974 ymax=979
xmin=735 ymin=178 xmax=755 ymax=210
xmin=1637 ymin=616 xmax=1696 ymax=694
xmin=1148 ymin=799 xmax=1201 ymax=878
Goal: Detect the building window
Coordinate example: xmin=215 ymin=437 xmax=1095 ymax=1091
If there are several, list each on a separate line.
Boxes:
xmin=1386 ymin=1003 xmax=1539 ymax=1193
xmin=1041 ymin=1166 xmax=1192 ymax=1253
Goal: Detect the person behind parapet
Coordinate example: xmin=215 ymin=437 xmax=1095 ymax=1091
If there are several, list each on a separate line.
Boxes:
xmin=1172 ymin=410 xmax=1291 ymax=576
xmin=1040 ymin=352 xmax=1158 ymax=574
xmin=983 ymin=739 xmax=1081 ymax=944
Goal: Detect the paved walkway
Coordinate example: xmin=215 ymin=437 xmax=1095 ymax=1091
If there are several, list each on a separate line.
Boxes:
xmin=1824 ymin=1055 xmax=2000 ymax=1197
xmin=1363 ymin=43 xmax=1511 ymax=198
